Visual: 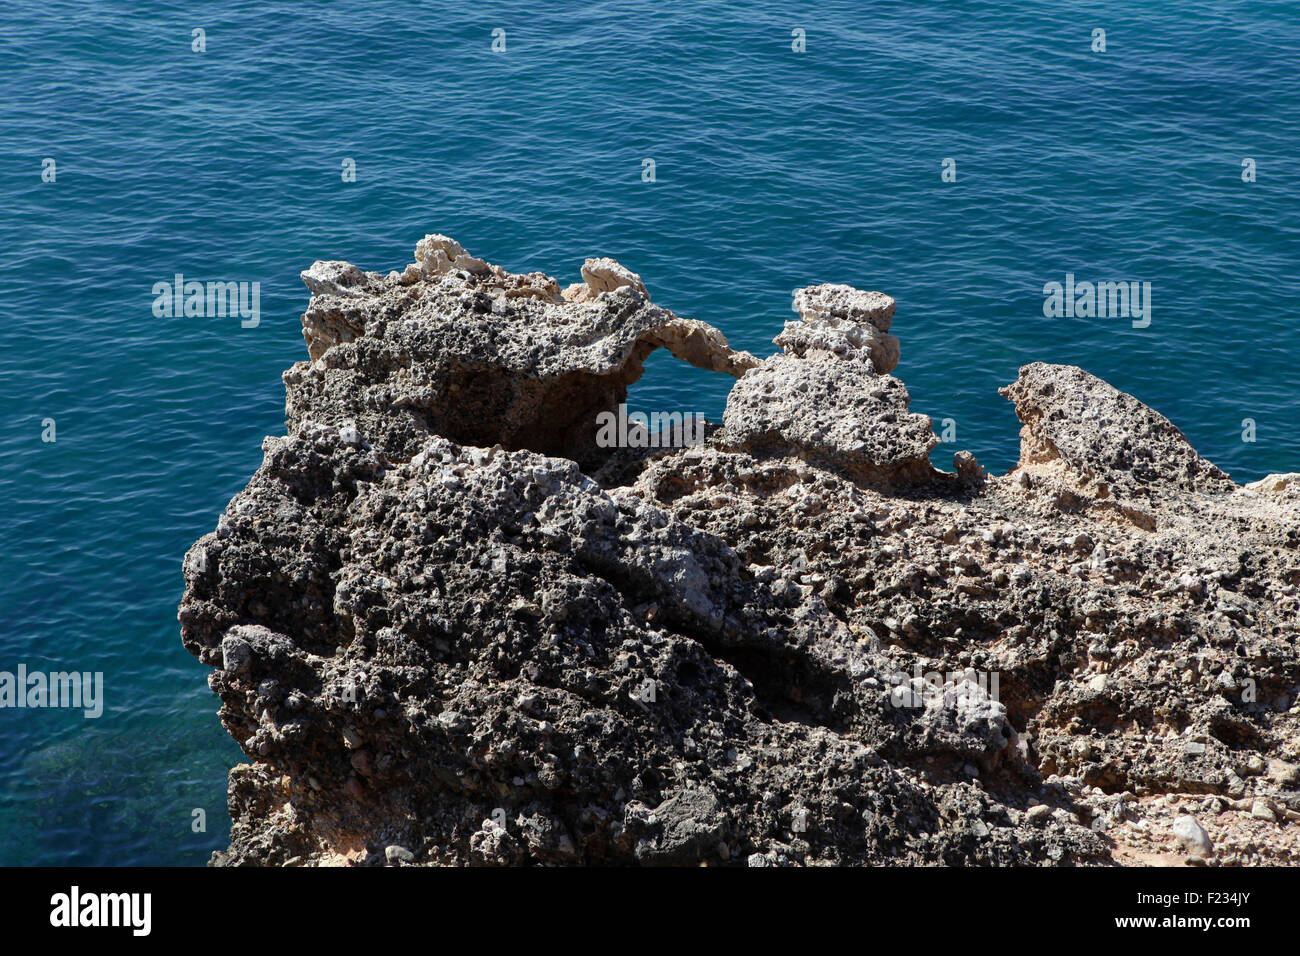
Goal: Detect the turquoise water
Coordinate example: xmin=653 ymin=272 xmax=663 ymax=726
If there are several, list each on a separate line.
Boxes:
xmin=2 ymin=1 xmax=1297 ymax=865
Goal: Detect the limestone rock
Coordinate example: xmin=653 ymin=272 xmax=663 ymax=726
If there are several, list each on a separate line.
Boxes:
xmin=1000 ymin=363 xmax=1234 ymax=500
xmin=721 ymin=354 xmax=939 ymax=487
xmin=579 ymin=257 xmax=648 ymax=298
xmin=777 ymin=283 xmax=900 ymax=372
xmin=1172 ymin=815 xmax=1213 ymax=856
xmin=284 ymin=235 xmax=756 ymax=466
xmin=180 ymin=234 xmax=1300 ymax=869
xmin=793 ymin=283 xmax=895 ymax=331
xmin=1244 ymin=473 xmax=1300 ymax=495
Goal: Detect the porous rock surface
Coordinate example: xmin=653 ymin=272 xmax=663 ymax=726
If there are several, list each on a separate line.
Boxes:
xmin=180 ymin=236 xmax=1300 ymax=867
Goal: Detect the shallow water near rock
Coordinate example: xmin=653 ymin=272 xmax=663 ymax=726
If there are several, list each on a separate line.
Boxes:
xmin=2 ymin=1 xmax=1298 ymax=864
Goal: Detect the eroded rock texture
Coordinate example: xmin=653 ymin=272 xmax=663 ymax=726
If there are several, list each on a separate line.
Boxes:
xmin=180 ymin=236 xmax=1300 ymax=867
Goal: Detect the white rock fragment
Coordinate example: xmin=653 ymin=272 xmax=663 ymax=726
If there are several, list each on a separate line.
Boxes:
xmin=1171 ymin=815 xmax=1213 ymax=856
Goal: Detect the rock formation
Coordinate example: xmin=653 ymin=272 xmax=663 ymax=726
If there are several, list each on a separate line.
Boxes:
xmin=180 ymin=235 xmax=1300 ymax=866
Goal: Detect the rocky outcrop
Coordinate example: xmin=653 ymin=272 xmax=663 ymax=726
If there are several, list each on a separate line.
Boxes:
xmin=778 ymin=283 xmax=899 ymax=373
xmin=180 ymin=236 xmax=1300 ymax=867
xmin=286 ymin=236 xmax=757 ymax=467
xmin=720 ymin=356 xmax=939 ymax=487
xmin=1000 ymin=363 xmax=1235 ymax=501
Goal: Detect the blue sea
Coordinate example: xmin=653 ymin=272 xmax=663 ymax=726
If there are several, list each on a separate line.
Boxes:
xmin=1 ymin=1 xmax=1297 ymax=865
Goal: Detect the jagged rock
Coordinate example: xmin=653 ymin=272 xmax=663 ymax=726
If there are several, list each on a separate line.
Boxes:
xmin=180 ymin=235 xmax=1300 ymax=868
xmin=284 ymin=236 xmax=756 ymax=466
xmin=637 ymin=787 xmax=729 ymax=865
xmin=792 ymin=283 xmax=895 ymax=331
xmin=299 ymin=260 xmax=379 ymax=362
xmin=720 ymin=355 xmax=939 ymax=487
xmin=776 ymin=283 xmax=900 ymax=372
xmin=578 ymin=257 xmax=648 ymax=298
xmin=406 ymin=233 xmax=490 ymax=279
xmin=953 ymin=450 xmax=985 ymax=483
xmin=1244 ymin=473 xmax=1300 ymax=496
xmin=1000 ymin=363 xmax=1234 ymax=500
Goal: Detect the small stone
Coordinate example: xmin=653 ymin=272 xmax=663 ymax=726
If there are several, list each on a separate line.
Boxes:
xmin=1171 ymin=815 xmax=1213 ymax=856
xmin=220 ymin=636 xmax=252 ymax=674
xmin=1026 ymin=804 xmax=1052 ymax=823
xmin=385 ymin=845 xmax=415 ymax=864
xmin=953 ymin=451 xmax=984 ymax=481
xmin=437 ymin=710 xmax=468 ymax=731
xmin=1250 ymin=800 xmax=1276 ymax=822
